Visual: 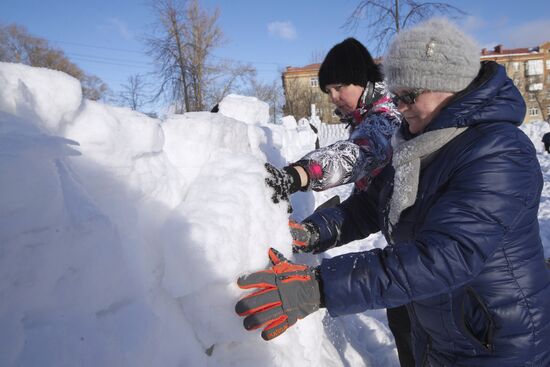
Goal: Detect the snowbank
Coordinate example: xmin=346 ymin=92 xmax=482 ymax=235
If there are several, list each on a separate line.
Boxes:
xmin=218 ymin=93 xmax=270 ymax=125
xmin=1 ymin=62 xmax=394 ymax=367
xmin=3 ymin=61 xmax=547 ymax=367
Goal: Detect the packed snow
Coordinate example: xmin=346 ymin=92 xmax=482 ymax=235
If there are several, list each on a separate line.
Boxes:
xmin=0 ymin=62 xmax=548 ymax=367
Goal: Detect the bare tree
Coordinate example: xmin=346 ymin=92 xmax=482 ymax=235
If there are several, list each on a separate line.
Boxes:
xmin=204 ymin=59 xmax=255 ymax=109
xmin=283 ymin=78 xmax=322 ymax=121
xmin=245 ymin=76 xmax=284 ymax=123
xmin=81 ymin=75 xmax=109 ymax=101
xmin=534 ymin=92 xmax=549 ymax=122
xmin=146 ymin=0 xmax=227 ymax=113
xmin=309 ymin=49 xmax=326 ymax=64
xmin=344 ymin=0 xmax=465 ymax=54
xmin=0 ymin=23 xmax=109 ymax=100
xmin=184 ymin=0 xmax=225 ymax=111
xmin=119 ymin=74 xmax=150 ymax=111
xmin=146 ymin=0 xmax=191 ymax=113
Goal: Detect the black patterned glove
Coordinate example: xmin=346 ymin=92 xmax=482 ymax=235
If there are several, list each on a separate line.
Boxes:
xmin=264 ymin=163 xmax=302 ymax=204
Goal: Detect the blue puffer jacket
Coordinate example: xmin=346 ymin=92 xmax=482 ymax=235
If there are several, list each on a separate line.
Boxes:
xmin=307 ymin=62 xmax=550 ymax=366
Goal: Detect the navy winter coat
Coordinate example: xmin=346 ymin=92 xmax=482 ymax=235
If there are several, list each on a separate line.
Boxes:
xmin=307 ymin=62 xmax=550 ymax=366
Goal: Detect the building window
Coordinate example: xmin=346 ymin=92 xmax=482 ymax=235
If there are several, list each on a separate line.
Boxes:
xmin=529 ymin=83 xmax=544 ymax=91
xmin=528 ymin=106 xmax=539 ymax=116
xmin=528 ymin=93 xmax=536 ymax=101
xmin=310 ymin=77 xmax=318 ymax=87
xmin=512 ymin=61 xmax=520 ymax=71
xmin=546 ymin=60 xmax=550 ymax=69
xmin=526 ymin=60 xmax=544 ymax=76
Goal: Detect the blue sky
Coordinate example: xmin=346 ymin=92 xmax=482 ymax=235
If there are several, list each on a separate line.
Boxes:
xmin=2 ymin=0 xmax=550 ymax=97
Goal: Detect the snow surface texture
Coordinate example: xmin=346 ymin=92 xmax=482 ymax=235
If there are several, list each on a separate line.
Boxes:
xmin=0 ymin=61 xmax=548 ymax=367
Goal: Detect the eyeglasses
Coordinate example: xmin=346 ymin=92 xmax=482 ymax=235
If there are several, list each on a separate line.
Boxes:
xmin=392 ymin=89 xmax=424 ymax=105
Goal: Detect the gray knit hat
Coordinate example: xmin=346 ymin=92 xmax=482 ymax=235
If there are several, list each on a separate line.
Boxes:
xmin=383 ymin=18 xmax=480 ymax=93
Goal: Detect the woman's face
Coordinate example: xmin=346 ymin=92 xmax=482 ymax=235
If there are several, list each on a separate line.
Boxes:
xmin=325 ymin=83 xmax=364 ymax=115
xmin=393 ymin=89 xmax=454 ymax=134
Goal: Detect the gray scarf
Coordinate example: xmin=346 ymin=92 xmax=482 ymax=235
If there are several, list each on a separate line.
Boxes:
xmin=388 ymin=126 xmax=468 ymax=236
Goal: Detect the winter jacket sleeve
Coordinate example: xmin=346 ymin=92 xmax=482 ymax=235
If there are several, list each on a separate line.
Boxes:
xmin=303 ymin=175 xmax=384 ymax=252
xmin=319 ymin=126 xmax=543 ymax=316
xmin=294 ymin=112 xmax=399 ymax=191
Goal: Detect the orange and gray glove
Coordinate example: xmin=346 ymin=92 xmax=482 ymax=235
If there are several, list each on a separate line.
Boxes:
xmin=235 ymin=248 xmax=323 ymax=340
xmin=289 ymin=220 xmax=320 ymax=253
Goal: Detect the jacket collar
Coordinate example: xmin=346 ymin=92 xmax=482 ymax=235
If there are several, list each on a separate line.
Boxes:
xmin=388 ymin=126 xmax=468 ymax=238
xmin=337 ymin=81 xmax=394 ymax=127
xmin=425 ymin=61 xmax=526 ymax=133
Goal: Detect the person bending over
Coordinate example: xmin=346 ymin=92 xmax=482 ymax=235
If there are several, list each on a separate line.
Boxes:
xmin=237 ymin=18 xmax=550 ymax=367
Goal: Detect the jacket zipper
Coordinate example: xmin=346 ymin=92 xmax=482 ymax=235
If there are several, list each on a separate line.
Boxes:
xmin=407 ymin=304 xmax=431 ymax=366
xmin=422 ymin=335 xmax=431 ymax=367
xmin=462 ymin=287 xmax=495 ymax=352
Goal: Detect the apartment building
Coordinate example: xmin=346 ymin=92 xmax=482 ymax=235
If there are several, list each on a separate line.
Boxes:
xmin=281 ymin=63 xmax=339 ymax=123
xmin=480 ymin=42 xmax=550 ymax=122
xmin=282 ymin=42 xmax=550 ymax=123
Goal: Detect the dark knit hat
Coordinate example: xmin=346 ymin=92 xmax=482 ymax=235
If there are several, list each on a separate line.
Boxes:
xmin=318 ymin=37 xmax=382 ymax=93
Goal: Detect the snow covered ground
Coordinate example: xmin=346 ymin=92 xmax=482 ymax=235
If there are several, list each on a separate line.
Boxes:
xmin=0 ymin=62 xmax=549 ymax=367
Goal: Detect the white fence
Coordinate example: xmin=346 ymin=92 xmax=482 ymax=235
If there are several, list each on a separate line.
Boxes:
xmin=318 ymin=122 xmax=349 ymax=147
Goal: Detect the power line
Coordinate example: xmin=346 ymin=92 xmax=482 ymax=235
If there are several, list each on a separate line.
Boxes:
xmin=209 ymin=53 xmax=283 ymax=66
xmin=66 ymin=52 xmax=153 ymax=66
xmin=50 ymin=38 xmax=286 ymax=69
xmin=50 ymin=39 xmax=144 ymax=54
xmin=69 ymin=56 xmax=152 ymax=69
xmin=68 ymin=53 xmax=281 ymax=73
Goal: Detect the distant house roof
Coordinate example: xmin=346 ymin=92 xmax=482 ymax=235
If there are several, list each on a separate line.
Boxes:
xmin=284 ymin=43 xmax=549 ymax=74
xmin=284 ymin=57 xmax=383 ymax=75
xmin=284 ymin=63 xmax=321 ymax=74
xmin=480 ymin=44 xmax=541 ymax=58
